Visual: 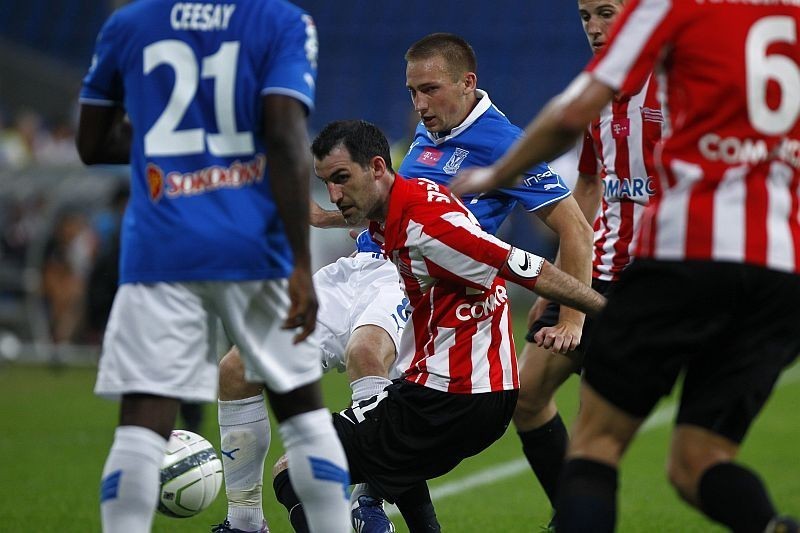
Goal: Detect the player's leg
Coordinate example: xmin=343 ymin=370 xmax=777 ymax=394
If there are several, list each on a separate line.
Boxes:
xmin=218 ymin=280 xmax=350 ymax=533
xmin=96 ymin=283 xmax=219 ymax=533
xmin=667 ymin=265 xmax=800 ymax=532
xmin=513 ymin=334 xmax=579 ymax=510
xmin=215 ymin=346 xmax=270 ymax=533
xmin=556 ymin=381 xmax=643 ymax=533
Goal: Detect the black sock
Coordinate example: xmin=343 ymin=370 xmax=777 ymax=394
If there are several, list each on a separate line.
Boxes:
xmin=556 ymin=458 xmax=618 ymax=533
xmin=518 ymin=413 xmax=568 ymax=507
xmin=698 ymin=462 xmax=776 ymax=533
xmin=395 ymin=481 xmax=441 ymax=533
xmin=272 ymin=470 xmax=310 ymax=533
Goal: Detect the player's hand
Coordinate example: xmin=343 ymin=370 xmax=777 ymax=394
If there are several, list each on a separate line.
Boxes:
xmin=450 ymin=165 xmax=502 ymax=197
xmin=532 ymin=320 xmax=582 ymax=354
xmin=527 ymin=297 xmax=550 ymax=329
xmin=283 ymin=265 xmax=318 ymax=344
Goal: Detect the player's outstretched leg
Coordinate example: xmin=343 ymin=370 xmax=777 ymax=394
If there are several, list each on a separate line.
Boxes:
xmin=213 ymin=348 xmax=271 ymax=533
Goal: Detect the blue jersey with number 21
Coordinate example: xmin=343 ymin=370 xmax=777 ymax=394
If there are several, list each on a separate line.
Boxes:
xmin=80 ymin=0 xmax=318 ymax=284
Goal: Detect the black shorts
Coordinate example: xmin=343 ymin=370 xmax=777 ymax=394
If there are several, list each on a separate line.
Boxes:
xmin=583 ymin=259 xmax=800 ymax=443
xmin=331 ymin=380 xmax=518 ymax=502
xmin=525 ymin=278 xmax=612 ymax=358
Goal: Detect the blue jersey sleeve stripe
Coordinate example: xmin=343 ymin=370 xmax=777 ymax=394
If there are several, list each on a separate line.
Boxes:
xmin=260 ymin=88 xmax=315 ymax=113
xmin=523 ymin=190 xmax=573 ymax=212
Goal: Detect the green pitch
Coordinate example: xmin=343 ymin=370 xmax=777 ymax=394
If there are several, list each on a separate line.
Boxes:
xmin=1 ymin=355 xmax=797 ymax=532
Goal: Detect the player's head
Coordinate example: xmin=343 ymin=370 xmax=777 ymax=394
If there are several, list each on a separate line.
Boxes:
xmin=578 ymin=0 xmax=625 ymax=55
xmin=405 ymin=33 xmax=478 ymax=134
xmin=312 ymin=120 xmax=395 ymax=225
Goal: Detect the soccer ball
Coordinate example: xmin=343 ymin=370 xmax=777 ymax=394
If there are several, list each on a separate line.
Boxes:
xmin=158 ymin=429 xmax=223 ymax=518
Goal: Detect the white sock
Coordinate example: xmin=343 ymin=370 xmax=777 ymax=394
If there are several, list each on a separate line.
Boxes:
xmin=350 ymin=376 xmax=392 ymax=402
xmin=100 ymin=426 xmax=167 ymax=533
xmin=279 ymin=408 xmax=350 ymax=533
xmin=218 ymin=396 xmax=270 ymax=531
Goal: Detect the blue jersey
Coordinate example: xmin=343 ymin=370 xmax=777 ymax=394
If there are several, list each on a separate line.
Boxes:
xmin=80 ymin=0 xmax=318 ymax=284
xmin=398 ymin=91 xmax=569 ymax=235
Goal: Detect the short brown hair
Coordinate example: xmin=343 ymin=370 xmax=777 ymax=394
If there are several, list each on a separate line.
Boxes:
xmin=405 ymin=33 xmax=477 ymax=80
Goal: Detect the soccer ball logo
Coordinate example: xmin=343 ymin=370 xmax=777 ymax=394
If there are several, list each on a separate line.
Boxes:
xmin=158 ymin=430 xmax=223 ymax=518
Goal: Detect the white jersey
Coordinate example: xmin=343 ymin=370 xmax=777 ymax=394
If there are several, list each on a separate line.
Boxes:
xmin=312 ymin=253 xmax=408 ymax=377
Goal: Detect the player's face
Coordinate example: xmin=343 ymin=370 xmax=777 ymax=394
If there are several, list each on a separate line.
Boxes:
xmin=315 ymin=145 xmax=383 ymax=225
xmin=406 ymin=55 xmax=475 ymax=133
xmin=578 ymin=0 xmax=624 ymax=55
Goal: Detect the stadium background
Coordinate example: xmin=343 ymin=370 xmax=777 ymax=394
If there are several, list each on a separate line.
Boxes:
xmin=0 ymin=1 xmax=797 ymax=531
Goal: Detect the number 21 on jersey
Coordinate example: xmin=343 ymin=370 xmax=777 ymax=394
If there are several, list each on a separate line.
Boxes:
xmin=143 ymin=40 xmax=253 ymax=157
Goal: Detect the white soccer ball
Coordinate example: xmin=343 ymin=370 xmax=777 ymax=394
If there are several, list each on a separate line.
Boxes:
xmin=158 ymin=429 xmax=223 ymax=518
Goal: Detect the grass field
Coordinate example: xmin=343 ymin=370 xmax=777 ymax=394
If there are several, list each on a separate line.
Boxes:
xmin=1 ymin=351 xmax=798 ymax=532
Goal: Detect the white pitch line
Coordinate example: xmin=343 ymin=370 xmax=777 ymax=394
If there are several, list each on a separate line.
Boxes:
xmin=386 ymin=362 xmax=800 ymax=516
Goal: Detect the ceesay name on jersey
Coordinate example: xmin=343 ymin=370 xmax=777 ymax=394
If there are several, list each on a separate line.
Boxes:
xmin=170 ymin=3 xmax=236 ymax=31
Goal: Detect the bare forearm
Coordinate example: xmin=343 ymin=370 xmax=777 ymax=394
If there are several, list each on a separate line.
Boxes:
xmin=573 ymin=173 xmax=604 ymax=224
xmin=264 ymin=100 xmax=313 ymax=267
xmin=535 ymin=262 xmax=605 ymax=317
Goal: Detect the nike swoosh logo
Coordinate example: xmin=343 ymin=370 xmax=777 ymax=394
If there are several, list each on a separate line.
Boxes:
xmin=518 ymin=253 xmax=530 ymax=271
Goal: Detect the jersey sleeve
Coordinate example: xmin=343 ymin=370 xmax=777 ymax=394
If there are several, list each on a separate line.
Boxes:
xmin=578 ymin=130 xmax=599 ymax=175
xmin=405 ymin=186 xmax=512 ymax=290
xmin=493 ymin=162 xmax=571 ymax=212
xmin=586 ymin=0 xmax=676 ymax=96
xmin=260 ymin=7 xmax=318 ymax=113
xmin=79 ymin=11 xmax=125 ymax=106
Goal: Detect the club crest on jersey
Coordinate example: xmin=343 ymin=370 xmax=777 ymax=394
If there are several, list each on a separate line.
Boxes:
xmin=612 ymin=117 xmax=630 ymax=139
xmin=147 ymin=163 xmax=164 ymax=202
xmin=417 ymin=147 xmax=443 ymax=166
xmin=443 ymin=148 xmax=469 ymax=175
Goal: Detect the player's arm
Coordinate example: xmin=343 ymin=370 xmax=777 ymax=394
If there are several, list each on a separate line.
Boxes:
xmin=263 ymin=94 xmax=317 ymax=342
xmin=531 ymin=196 xmax=593 ymax=352
xmin=499 ymin=247 xmax=605 ymax=317
xmin=309 ymin=199 xmax=349 ymax=228
xmin=451 ymin=74 xmax=613 ymax=195
xmin=76 ymin=104 xmax=131 ymax=164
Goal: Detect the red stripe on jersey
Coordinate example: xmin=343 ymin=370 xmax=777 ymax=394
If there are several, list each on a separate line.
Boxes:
xmin=745 ymin=167 xmax=769 ymax=266
xmin=487 ymin=306 xmax=505 ymax=391
xmin=448 ymin=317 xmax=476 ymax=393
xmin=612 ymin=200 xmax=635 ymax=275
xmin=578 ymin=131 xmax=598 ymax=175
xmin=685 ymin=179 xmax=715 ymax=259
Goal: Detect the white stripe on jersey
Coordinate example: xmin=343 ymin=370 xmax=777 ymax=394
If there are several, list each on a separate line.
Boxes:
xmin=767 ymin=162 xmax=796 ymax=271
xmin=654 ymin=159 xmax=702 ymax=259
xmin=593 ymin=0 xmax=671 ymax=91
xmin=406 ymin=215 xmax=502 ymax=289
xmin=712 ymin=165 xmax=747 ymax=263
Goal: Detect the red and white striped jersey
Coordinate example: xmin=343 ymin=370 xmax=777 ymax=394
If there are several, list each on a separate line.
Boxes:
xmin=579 ymin=75 xmax=662 ymax=281
xmin=369 ymin=176 xmax=518 ymax=394
xmin=588 ymin=0 xmax=800 ymax=273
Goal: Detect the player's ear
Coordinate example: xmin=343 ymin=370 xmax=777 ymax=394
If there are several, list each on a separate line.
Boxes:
xmin=463 ymin=72 xmax=477 ymax=93
xmin=371 ymin=155 xmax=388 ymax=179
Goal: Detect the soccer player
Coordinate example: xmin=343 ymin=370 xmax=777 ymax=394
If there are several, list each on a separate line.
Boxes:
xmin=511 ymin=0 xmax=660 ymax=525
xmin=215 ymin=32 xmax=593 ymax=532
xmin=452 ymin=2 xmax=800 ymax=531
xmin=271 ymin=119 xmax=605 ymax=533
xmin=76 ymin=1 xmax=351 ymax=532
xmin=213 ymin=230 xmax=407 ymax=533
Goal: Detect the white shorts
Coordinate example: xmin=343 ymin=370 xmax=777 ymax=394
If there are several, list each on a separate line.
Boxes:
xmin=312 ymin=253 xmax=408 ymax=377
xmin=95 ymin=279 xmax=321 ymax=401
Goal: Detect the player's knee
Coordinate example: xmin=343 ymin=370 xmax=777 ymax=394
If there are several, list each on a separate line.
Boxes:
xmin=219 ymin=346 xmax=262 ymax=400
xmin=512 ymin=389 xmax=552 ymax=426
xmin=272 ymin=453 xmax=289 ymax=479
